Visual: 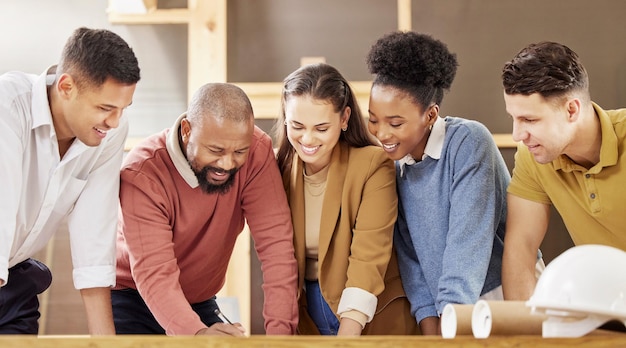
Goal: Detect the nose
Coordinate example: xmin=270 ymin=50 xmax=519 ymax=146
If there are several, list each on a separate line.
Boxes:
xmin=104 ymin=109 xmax=123 ymax=129
xmin=374 ymin=124 xmax=391 ymax=142
xmin=301 ymin=129 xmax=314 ymax=144
xmin=511 ymin=120 xmax=527 ymax=143
xmin=217 ymin=154 xmax=235 ymax=171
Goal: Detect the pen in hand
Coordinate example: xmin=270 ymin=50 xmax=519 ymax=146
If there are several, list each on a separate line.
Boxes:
xmin=214 ymin=308 xmax=233 ymax=325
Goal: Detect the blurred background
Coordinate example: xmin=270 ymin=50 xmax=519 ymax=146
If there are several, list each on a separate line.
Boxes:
xmin=2 ymin=0 xmax=624 ymax=335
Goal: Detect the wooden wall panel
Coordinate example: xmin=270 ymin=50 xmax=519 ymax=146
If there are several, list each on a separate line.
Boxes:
xmin=226 ymin=0 xmax=397 ymax=82
xmin=410 ymin=0 xmax=626 ymax=133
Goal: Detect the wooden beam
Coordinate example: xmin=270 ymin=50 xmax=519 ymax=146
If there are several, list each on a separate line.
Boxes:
xmin=397 ymin=0 xmax=412 ymax=31
xmin=142 ymin=0 xmax=157 ymax=12
xmin=187 ymin=0 xmax=227 ymax=99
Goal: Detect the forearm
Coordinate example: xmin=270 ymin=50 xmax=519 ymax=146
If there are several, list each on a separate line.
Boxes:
xmin=337 ymin=317 xmax=363 ymax=336
xmin=419 ymin=316 xmax=440 ymax=335
xmin=80 ymin=287 xmax=115 ymax=335
xmin=502 ymin=247 xmax=538 ymax=300
xmin=502 ymin=194 xmax=549 ymax=300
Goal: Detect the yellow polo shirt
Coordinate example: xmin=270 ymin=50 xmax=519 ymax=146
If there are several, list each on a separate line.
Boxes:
xmin=508 ymin=102 xmax=626 ymax=249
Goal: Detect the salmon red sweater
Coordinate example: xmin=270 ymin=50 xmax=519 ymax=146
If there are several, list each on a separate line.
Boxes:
xmin=115 ymin=116 xmax=298 ymax=335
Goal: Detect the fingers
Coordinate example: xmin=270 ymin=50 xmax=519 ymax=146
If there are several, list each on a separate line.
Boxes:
xmin=199 ymin=323 xmax=246 ymax=336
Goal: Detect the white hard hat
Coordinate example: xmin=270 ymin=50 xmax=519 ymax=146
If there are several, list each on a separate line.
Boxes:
xmin=526 ymin=244 xmax=626 ymax=337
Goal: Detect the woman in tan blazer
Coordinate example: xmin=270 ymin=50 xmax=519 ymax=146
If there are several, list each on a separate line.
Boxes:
xmin=274 ymin=63 xmax=419 ymax=336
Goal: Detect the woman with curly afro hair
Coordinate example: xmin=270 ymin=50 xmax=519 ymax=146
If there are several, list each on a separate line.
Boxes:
xmin=366 ymin=31 xmax=511 ymax=335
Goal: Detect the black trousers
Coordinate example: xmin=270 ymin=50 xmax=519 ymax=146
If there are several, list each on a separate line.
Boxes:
xmin=0 ymin=259 xmax=52 ymax=334
xmin=111 ymin=288 xmax=223 ymax=334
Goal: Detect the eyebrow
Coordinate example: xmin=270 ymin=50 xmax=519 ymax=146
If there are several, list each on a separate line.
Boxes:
xmin=290 ymin=120 xmax=331 ymax=127
xmin=368 ymin=110 xmax=405 ymax=120
xmin=206 ymin=144 xmax=251 ymax=152
xmin=101 ymin=101 xmax=133 ymax=109
xmin=369 ymin=110 xmax=403 ymax=118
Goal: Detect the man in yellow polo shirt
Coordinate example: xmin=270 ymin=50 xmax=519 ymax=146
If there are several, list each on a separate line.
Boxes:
xmin=500 ymin=41 xmax=626 ymax=300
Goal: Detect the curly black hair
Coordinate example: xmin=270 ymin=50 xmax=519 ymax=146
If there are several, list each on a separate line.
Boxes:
xmin=366 ymin=31 xmax=457 ymax=108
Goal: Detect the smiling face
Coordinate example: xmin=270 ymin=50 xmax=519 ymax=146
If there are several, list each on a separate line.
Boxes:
xmin=504 ymin=92 xmax=576 ymax=164
xmin=367 ymin=85 xmax=436 ymax=161
xmin=285 ymin=95 xmax=349 ymax=175
xmin=56 ymin=75 xmax=136 ymax=147
xmin=181 ymin=114 xmax=254 ymax=194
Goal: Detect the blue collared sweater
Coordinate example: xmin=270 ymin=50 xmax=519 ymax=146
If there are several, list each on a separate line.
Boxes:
xmin=395 ymin=116 xmax=510 ymax=322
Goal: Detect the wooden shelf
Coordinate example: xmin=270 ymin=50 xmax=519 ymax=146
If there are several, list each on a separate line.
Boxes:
xmin=233 ymin=81 xmax=373 ymax=120
xmin=125 ymin=133 xmax=516 ymax=152
xmin=492 ymin=133 xmax=518 ymax=148
xmin=108 ymin=8 xmax=190 ymax=24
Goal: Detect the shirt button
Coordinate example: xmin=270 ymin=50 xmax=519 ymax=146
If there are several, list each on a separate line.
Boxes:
xmin=590 ymin=193 xmax=596 ymax=199
xmin=585 ymin=174 xmax=591 ymax=178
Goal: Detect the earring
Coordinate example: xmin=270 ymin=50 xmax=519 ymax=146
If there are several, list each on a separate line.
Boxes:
xmin=342 ymin=127 xmax=347 ymax=131
xmin=283 ymin=120 xmax=287 ymax=126
xmin=429 ymin=124 xmax=433 ymax=131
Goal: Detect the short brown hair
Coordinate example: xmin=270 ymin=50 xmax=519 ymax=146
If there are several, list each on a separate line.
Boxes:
xmin=58 ymin=27 xmax=140 ymax=90
xmin=502 ymin=41 xmax=588 ymax=100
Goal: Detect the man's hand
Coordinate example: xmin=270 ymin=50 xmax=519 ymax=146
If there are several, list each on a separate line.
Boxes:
xmin=196 ymin=323 xmax=246 ymax=336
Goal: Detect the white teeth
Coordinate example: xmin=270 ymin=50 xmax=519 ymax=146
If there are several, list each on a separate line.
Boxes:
xmin=383 ymin=143 xmax=398 ymax=149
xmin=301 ymin=144 xmax=319 ymax=153
xmin=95 ymin=128 xmax=107 ymax=134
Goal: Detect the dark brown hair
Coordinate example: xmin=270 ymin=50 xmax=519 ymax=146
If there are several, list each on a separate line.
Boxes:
xmin=274 ymin=63 xmax=375 ymax=175
xmin=58 ymin=27 xmax=140 ymax=90
xmin=502 ymin=41 xmax=589 ymax=100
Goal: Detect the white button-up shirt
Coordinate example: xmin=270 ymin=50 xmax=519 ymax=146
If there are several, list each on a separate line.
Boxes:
xmin=0 ymin=68 xmax=128 ymax=289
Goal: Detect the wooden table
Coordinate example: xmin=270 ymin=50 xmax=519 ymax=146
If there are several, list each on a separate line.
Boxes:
xmin=2 ymin=334 xmax=625 ymax=348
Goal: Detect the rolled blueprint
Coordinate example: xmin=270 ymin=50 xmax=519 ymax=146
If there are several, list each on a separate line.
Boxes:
xmin=472 ymin=300 xmax=546 ymax=338
xmin=441 ymin=303 xmax=474 ymax=338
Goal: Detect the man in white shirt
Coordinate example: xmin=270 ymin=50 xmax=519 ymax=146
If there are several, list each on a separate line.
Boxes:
xmin=0 ymin=27 xmax=140 ymax=334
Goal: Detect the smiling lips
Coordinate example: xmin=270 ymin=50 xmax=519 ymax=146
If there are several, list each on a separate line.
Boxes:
xmin=94 ymin=127 xmax=108 ymax=139
xmin=208 ymin=169 xmax=229 ymax=183
xmin=300 ymin=143 xmax=320 ymax=155
xmin=526 ymin=143 xmax=540 ymax=152
xmin=382 ymin=143 xmax=399 ymax=153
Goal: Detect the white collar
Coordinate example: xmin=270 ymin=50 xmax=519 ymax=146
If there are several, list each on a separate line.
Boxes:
xmin=399 ymin=116 xmax=446 ymax=176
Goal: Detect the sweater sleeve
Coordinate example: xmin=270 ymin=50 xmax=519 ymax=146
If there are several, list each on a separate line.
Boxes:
xmin=119 ymin=167 xmax=206 ymax=335
xmin=436 ymin=125 xmax=509 ymax=313
xmin=394 ymin=198 xmax=438 ymax=322
xmin=242 ymin=132 xmax=298 ymax=335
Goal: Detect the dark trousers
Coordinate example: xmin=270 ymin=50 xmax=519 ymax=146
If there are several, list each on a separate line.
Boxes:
xmin=0 ymin=259 xmax=53 ymax=334
xmin=111 ymin=288 xmax=223 ymax=334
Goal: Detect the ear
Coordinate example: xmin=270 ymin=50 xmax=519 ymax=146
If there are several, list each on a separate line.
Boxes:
xmin=566 ymin=98 xmax=582 ymax=122
xmin=56 ymin=74 xmax=75 ymax=100
xmin=341 ymin=106 xmax=351 ymax=129
xmin=180 ymin=117 xmax=192 ymax=144
xmin=428 ymin=104 xmax=440 ymax=125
